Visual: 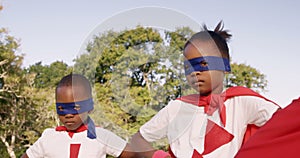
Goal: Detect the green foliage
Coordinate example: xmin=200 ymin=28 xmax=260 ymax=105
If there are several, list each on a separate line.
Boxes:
xmin=73 ymin=30 xmax=119 ymax=82
xmin=0 ymin=28 xmax=58 ymax=158
xmin=26 ymin=61 xmax=72 ymax=88
xmin=226 ymin=62 xmax=267 ymax=92
xmin=0 ymin=28 xmax=36 ymax=158
xmin=0 ymin=139 xmax=9 ymax=157
xmin=0 ymin=28 xmax=26 ymax=158
xmin=165 ymin=26 xmax=194 ymax=50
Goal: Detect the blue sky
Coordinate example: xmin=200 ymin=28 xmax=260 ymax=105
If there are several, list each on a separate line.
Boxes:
xmin=1 ymin=0 xmax=299 ymax=107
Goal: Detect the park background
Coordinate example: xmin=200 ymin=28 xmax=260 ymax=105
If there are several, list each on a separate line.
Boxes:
xmin=0 ymin=0 xmax=300 ymax=157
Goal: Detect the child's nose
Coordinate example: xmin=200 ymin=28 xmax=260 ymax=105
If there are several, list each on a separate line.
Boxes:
xmin=65 ymin=113 xmax=74 ymax=118
xmin=191 ymin=71 xmax=201 ymax=76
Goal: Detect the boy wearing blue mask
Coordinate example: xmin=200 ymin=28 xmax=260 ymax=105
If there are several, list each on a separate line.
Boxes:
xmin=22 ymin=74 xmax=134 ymax=158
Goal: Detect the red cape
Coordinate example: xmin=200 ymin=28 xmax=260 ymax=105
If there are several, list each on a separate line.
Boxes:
xmin=235 ymin=97 xmax=300 ymax=158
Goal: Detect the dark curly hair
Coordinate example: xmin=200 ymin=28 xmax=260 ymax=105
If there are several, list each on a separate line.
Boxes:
xmin=184 ymin=20 xmax=232 ymax=59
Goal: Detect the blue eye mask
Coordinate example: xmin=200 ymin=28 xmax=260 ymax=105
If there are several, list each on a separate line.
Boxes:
xmin=56 ymin=98 xmax=94 ymax=115
xmin=184 ymin=56 xmax=231 ymax=75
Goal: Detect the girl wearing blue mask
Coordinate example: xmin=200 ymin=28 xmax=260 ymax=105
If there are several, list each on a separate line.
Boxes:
xmin=130 ymin=21 xmax=280 ymax=158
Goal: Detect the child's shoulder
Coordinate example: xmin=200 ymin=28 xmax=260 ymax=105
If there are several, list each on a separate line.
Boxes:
xmin=166 ymin=97 xmax=202 ymax=111
xmin=39 ymin=128 xmax=57 ymax=137
xmin=225 ymin=86 xmax=255 ymax=95
xmin=43 ymin=127 xmax=56 ymax=132
xmin=224 ymin=86 xmax=263 ymax=99
xmin=224 ymin=86 xmax=277 ymax=102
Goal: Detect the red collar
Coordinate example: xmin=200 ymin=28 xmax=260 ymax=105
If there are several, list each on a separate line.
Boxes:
xmin=177 ymin=93 xmax=226 ymax=125
xmin=176 ymin=86 xmax=278 ymax=126
xmin=56 ymin=124 xmax=88 ymax=138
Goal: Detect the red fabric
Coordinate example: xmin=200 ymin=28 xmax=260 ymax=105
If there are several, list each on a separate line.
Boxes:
xmin=168 ymin=146 xmax=176 ymax=158
xmin=235 ymin=98 xmax=300 ymax=158
xmin=171 ymin=86 xmax=278 ymax=157
xmin=224 ymin=86 xmax=277 ymax=105
xmin=168 ymin=121 xmax=234 ymax=157
xmin=192 ymin=149 xmax=203 ymax=158
xmin=241 ymin=124 xmax=259 ymax=145
xmin=56 ymin=124 xmax=88 ymax=138
xmin=202 ymin=120 xmax=234 ymax=155
xmin=177 ymin=86 xmax=278 ymax=127
xmin=70 ymin=144 xmax=81 ymax=158
xmin=177 ymin=94 xmax=226 ymax=125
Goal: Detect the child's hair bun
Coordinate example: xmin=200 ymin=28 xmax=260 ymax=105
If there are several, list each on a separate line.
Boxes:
xmin=202 ymin=20 xmax=232 ymax=42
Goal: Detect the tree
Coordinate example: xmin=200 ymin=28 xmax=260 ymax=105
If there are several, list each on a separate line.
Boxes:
xmin=73 ymin=30 xmax=119 ymax=82
xmin=93 ymin=26 xmax=164 ymax=138
xmin=0 ymin=28 xmax=30 ymax=158
xmin=0 ymin=28 xmax=27 ymax=158
xmin=0 ymin=29 xmax=58 ymax=158
xmin=26 ymin=61 xmax=72 ymax=88
xmin=225 ymin=62 xmax=267 ymax=92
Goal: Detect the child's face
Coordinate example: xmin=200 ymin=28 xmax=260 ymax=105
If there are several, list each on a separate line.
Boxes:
xmin=58 ymin=111 xmax=88 ymax=131
xmin=184 ymin=40 xmax=225 ymax=95
xmin=56 ymin=85 xmax=90 ymax=131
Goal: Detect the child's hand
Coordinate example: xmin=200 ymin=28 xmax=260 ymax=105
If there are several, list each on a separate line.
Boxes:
xmin=152 ymin=150 xmax=171 ymax=158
